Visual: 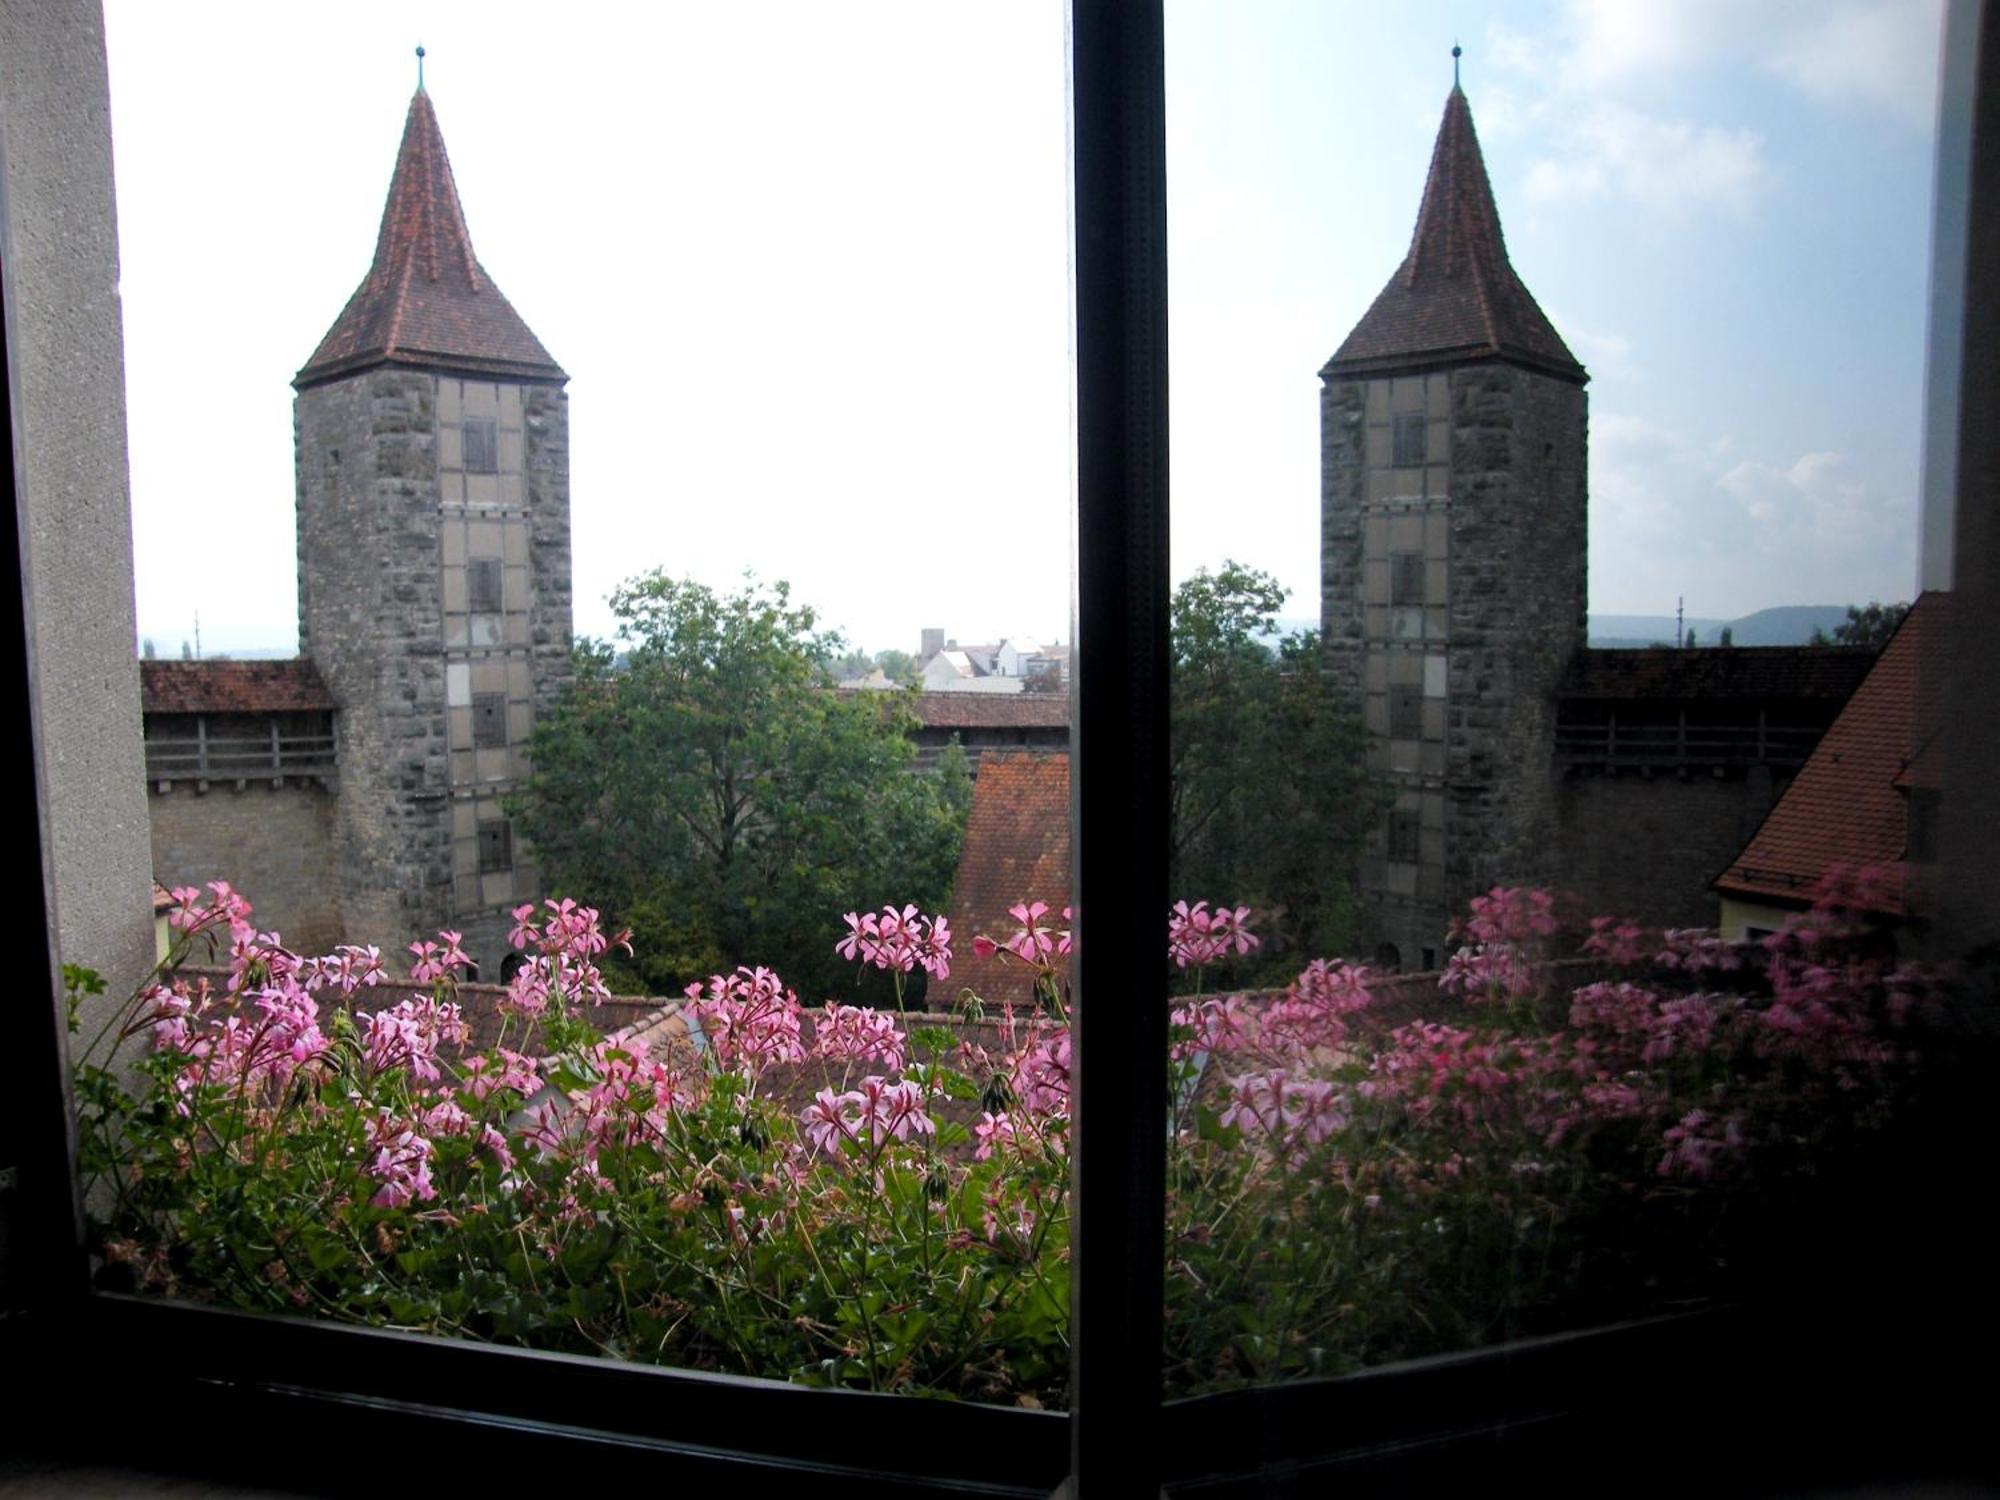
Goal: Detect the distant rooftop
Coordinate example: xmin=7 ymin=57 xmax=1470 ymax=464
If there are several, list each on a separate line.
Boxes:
xmin=1559 ymin=646 xmax=1876 ymax=703
xmin=906 ymin=692 xmax=1070 ymax=730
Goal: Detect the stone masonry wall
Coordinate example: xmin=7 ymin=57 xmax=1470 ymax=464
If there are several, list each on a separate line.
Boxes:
xmin=1442 ymin=363 xmax=1588 ymax=910
xmin=524 ymin=384 xmax=574 ymax=726
xmin=1319 ymin=379 xmax=1368 ymax=703
xmin=1554 ymin=767 xmax=1786 ymax=930
xmin=148 ymin=782 xmax=345 ymax=955
xmin=295 ymin=369 xmax=453 ymax=954
xmin=1322 ymin=361 xmax=1586 ymax=966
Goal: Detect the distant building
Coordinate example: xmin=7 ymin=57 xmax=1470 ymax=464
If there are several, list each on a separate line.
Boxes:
xmin=142 ymin=81 xmax=572 ymax=974
xmin=917 ymin=628 xmax=1068 ymax=693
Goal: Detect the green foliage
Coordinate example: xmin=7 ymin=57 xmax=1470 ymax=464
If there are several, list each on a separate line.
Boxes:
xmin=508 ymin=573 xmax=969 ymax=999
xmin=1810 ymin=600 xmax=1911 ymax=648
xmin=1170 ymin=562 xmax=1373 ymax=974
xmin=872 ymin=648 xmax=920 ymax=686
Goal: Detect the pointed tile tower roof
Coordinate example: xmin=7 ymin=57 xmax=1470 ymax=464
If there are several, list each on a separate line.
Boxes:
xmin=1324 ymin=87 xmax=1584 ymax=384
xmin=296 ymin=89 xmax=564 ymax=389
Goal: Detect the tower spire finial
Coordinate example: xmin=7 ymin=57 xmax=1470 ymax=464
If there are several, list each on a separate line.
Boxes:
xmin=1452 ymin=42 xmax=1462 ymax=89
xmin=415 ymin=44 xmax=426 ymax=92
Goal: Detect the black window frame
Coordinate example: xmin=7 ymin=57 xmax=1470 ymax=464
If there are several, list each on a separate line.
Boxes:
xmin=6 ymin=3 xmax=1996 ymax=1496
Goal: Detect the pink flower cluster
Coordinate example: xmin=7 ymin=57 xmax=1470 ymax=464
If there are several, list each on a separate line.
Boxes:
xmin=1455 ymin=886 xmax=1559 ymax=945
xmin=1219 ymin=1068 xmax=1346 ymax=1148
xmin=1170 ymin=994 xmax=1249 ymax=1063
xmin=799 ymin=1075 xmax=933 ymax=1155
xmin=972 ymin=900 xmax=1072 ymax=964
xmin=1167 ymin=901 xmax=1260 ymax=969
xmin=835 ymin=905 xmax=953 ymax=979
xmin=1009 ymin=1028 xmax=1072 ymax=1118
xmin=1260 ymin=958 xmax=1373 ymax=1056
xmin=503 ymin=898 xmax=627 ymax=1019
xmin=365 ymin=1108 xmax=438 ymax=1208
xmin=686 ymin=966 xmax=806 ymax=1076
xmin=407 ymin=930 xmax=472 ymax=986
xmin=812 ymin=1002 xmax=907 ymax=1071
xmin=358 ymin=995 xmax=470 ymax=1083
xmin=559 ymin=1031 xmax=706 ymax=1164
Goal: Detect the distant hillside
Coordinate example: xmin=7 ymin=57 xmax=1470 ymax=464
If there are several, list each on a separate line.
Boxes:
xmin=1588 ymin=605 xmax=1854 ymax=648
xmin=1720 ymin=605 xmax=1854 ymax=645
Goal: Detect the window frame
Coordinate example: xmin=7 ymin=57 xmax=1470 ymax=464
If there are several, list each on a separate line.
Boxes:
xmin=462 ymin=415 xmax=499 ymax=474
xmin=467 ymin=556 xmax=505 ymax=615
xmin=1392 ymin=409 xmax=1427 ymax=468
xmin=6 ymin=2 xmax=1995 ymax=1495
xmin=471 ymin=690 xmax=508 ymax=749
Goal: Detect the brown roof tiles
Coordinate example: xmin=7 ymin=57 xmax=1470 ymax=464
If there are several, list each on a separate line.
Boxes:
xmin=1560 ymin=646 xmax=1875 ymax=702
xmin=1325 ymin=88 xmax=1584 ymax=383
xmin=296 ymin=90 xmax=564 ymax=389
xmin=906 ymin=692 xmax=1071 ymax=730
xmin=1713 ymin=598 xmax=1934 ymax=913
xmin=946 ymin=752 xmax=1071 ymax=1009
xmin=140 ymin=659 xmax=335 ymax=715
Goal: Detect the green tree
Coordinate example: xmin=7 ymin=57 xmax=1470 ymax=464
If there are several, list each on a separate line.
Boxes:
xmin=1811 ymin=600 xmax=1910 ymax=648
xmin=509 ymin=574 xmax=971 ymax=1000
xmin=1718 ymin=626 xmax=1734 ymax=647
xmin=873 ymin=648 xmax=920 ymax=686
xmin=1171 ymin=562 xmax=1374 ymax=975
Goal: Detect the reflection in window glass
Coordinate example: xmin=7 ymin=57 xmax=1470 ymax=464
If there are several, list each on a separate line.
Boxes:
xmin=1162 ymin=4 xmax=1957 ymax=1394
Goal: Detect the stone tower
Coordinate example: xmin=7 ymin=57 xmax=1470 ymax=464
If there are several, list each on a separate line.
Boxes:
xmin=294 ymin=84 xmax=573 ymax=973
xmin=1320 ymin=84 xmax=1588 ymax=969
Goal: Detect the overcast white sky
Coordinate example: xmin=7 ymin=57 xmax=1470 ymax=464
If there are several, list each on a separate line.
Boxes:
xmin=104 ymin=1 xmax=1943 ymax=658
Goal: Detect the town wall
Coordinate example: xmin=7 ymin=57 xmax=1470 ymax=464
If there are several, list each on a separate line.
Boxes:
xmin=148 ymin=782 xmax=345 ymax=955
xmin=1553 ymin=767 xmax=1787 ymax=930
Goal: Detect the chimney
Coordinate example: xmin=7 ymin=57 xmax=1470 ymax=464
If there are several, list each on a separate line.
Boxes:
xmin=920 ymin=627 xmax=945 ymax=659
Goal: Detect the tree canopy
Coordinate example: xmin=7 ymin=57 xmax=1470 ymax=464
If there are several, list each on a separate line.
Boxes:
xmin=1171 ymin=562 xmax=1374 ymax=977
xmin=509 ymin=574 xmax=970 ymax=1000
xmin=1812 ymin=601 xmax=1911 ymax=648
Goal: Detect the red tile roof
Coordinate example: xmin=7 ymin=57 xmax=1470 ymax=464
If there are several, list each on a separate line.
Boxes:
xmin=946 ymin=752 xmax=1071 ymax=1008
xmin=1325 ymin=88 xmax=1584 ymax=383
xmin=1713 ymin=599 xmax=1934 ymax=914
xmin=140 ymin=659 xmax=335 ymax=715
xmin=1560 ymin=646 xmax=1875 ymax=702
xmin=296 ymin=90 xmax=564 ymax=389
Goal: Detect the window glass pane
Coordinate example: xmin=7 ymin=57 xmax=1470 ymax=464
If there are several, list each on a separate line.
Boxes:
xmin=85 ymin=0 xmax=1073 ymax=1412
xmin=1163 ymin=1 xmax=1952 ymax=1401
